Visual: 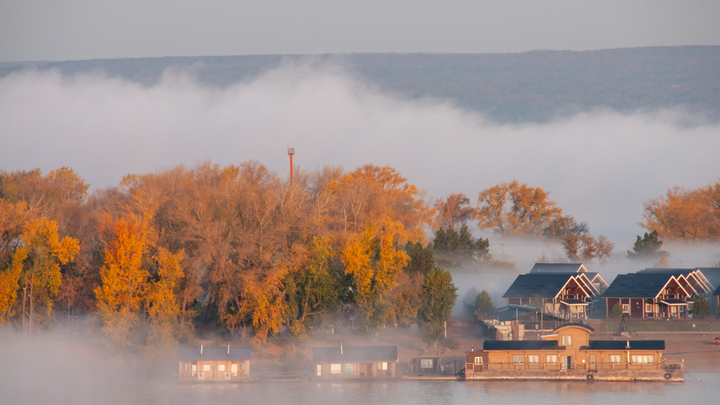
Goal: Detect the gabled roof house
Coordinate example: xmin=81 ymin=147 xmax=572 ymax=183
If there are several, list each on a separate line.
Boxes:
xmin=530 ymin=263 xmax=609 ymax=292
xmin=603 ymin=273 xmax=693 ymax=319
xmin=503 ymin=273 xmax=599 ymax=320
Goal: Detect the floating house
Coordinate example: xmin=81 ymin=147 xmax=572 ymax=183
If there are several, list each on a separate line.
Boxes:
xmin=465 ymin=323 xmax=683 ymax=381
xmin=503 ymin=273 xmax=600 ymax=320
xmin=603 ymin=273 xmax=694 ymax=319
xmin=312 ymin=345 xmax=398 ymax=379
xmin=178 ymin=345 xmax=251 ymax=381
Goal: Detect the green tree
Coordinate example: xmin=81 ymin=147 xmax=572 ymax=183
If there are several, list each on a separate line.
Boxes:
xmin=418 ymin=268 xmax=458 ymax=345
xmin=403 ymin=242 xmax=435 ymax=275
xmin=627 ymin=231 xmax=666 ymax=260
xmin=433 ymin=224 xmax=490 ymax=263
xmin=610 ymin=303 xmax=624 ymax=319
xmin=474 ymin=290 xmax=494 ymax=315
xmin=692 ymin=294 xmax=711 ymax=319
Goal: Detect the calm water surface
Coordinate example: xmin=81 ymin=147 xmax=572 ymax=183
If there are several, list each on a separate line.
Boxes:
xmin=120 ymin=373 xmax=718 ymax=405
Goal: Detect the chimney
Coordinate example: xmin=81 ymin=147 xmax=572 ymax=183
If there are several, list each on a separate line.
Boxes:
xmin=340 ymin=343 xmax=343 ymax=355
xmin=626 ymin=341 xmax=630 ymax=349
xmin=200 ymin=344 xmax=203 ymax=355
xmin=227 ymin=344 xmax=230 ymax=356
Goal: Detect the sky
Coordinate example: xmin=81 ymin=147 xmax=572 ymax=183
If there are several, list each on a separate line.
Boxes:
xmin=1 ymin=0 xmax=720 ymax=62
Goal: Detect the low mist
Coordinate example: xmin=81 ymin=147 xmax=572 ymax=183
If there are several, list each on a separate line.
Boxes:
xmin=1 ymin=61 xmax=719 ymax=248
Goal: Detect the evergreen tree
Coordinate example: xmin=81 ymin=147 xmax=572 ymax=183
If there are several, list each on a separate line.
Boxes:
xmin=418 ymin=268 xmax=458 ymax=344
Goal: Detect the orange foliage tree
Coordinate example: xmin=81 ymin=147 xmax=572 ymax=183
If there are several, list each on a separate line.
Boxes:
xmin=476 ymin=180 xmax=562 ymax=235
xmin=642 ymin=181 xmax=720 ymax=240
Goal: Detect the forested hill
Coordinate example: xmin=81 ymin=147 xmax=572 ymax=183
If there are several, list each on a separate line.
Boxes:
xmin=2 ymin=46 xmax=719 ymax=123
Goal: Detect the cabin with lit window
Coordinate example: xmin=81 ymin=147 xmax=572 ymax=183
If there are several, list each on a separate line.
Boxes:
xmin=465 ymin=323 xmax=682 ymax=381
xmin=312 ymin=346 xmax=397 ymax=379
xmin=503 ymin=273 xmax=599 ymax=320
xmin=603 ymin=273 xmax=694 ymax=319
xmin=178 ymin=345 xmax=251 ymax=381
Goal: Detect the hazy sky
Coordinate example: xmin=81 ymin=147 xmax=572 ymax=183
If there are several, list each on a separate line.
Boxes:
xmin=1 ymin=0 xmax=720 ymax=62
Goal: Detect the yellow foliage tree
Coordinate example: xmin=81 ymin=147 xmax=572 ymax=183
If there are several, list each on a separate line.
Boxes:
xmin=13 ymin=218 xmax=79 ymax=336
xmin=477 ymin=180 xmax=562 ymax=235
xmin=144 ymin=246 xmax=184 ymax=362
xmin=94 ymin=215 xmax=151 ymax=348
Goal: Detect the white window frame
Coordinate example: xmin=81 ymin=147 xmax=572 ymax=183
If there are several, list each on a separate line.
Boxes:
xmin=631 ymin=355 xmax=654 ymax=364
xmin=561 ymin=335 xmax=572 ymax=346
xmin=316 ymin=364 xmax=322 ymax=376
xmin=330 ymin=364 xmax=341 ymax=374
xmin=231 ymin=363 xmax=238 ymax=376
xmin=512 ymin=354 xmax=524 ymax=365
xmin=217 ymin=364 xmax=225 ymax=372
xmin=622 ymin=304 xmax=630 ymax=314
xmin=609 ymin=354 xmax=621 ymax=364
xmin=203 ymin=364 xmax=211 ymax=372
xmin=527 ymin=355 xmax=539 ymax=365
xmin=645 ymin=303 xmax=653 ymax=312
xmin=420 ymin=359 xmax=433 ymax=369
xmin=377 ymin=362 xmax=388 ymax=371
xmin=474 ymin=357 xmax=483 ymax=364
xmin=546 ymin=355 xmax=557 ymax=364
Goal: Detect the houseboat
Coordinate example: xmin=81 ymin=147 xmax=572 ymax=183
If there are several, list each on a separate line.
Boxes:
xmin=312 ymin=345 xmax=398 ymax=379
xmin=178 ymin=345 xmax=251 ymax=382
xmin=465 ymin=323 xmax=683 ymax=381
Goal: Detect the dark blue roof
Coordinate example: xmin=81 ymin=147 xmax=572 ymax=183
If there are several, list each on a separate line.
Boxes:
xmin=640 ymin=267 xmax=720 ymax=290
xmin=602 ymin=273 xmax=676 ymax=298
xmin=530 ymin=263 xmax=585 ymax=273
xmin=581 ymin=340 xmax=665 ymax=351
xmin=503 ymin=273 xmax=577 ymax=298
xmin=312 ymin=346 xmax=398 ymax=362
xmin=554 ymin=323 xmax=594 ymax=333
xmin=483 ymin=340 xmax=562 ymax=351
xmin=178 ymin=346 xmax=251 ymax=361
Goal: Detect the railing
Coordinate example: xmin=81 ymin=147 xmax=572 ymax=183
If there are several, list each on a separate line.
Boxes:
xmin=252 ymin=371 xmax=309 ymax=380
xmin=466 ymin=361 xmax=671 ymax=372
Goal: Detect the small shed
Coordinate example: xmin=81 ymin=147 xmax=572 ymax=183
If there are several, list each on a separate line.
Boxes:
xmin=178 ymin=345 xmax=251 ymax=381
xmin=312 ymin=345 xmax=398 ymax=379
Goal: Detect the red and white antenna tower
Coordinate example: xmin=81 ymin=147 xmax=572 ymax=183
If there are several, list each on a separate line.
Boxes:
xmin=288 ymin=146 xmax=295 ymax=183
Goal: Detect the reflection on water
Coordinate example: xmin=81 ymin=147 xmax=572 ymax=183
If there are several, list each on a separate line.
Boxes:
xmin=133 ymin=374 xmax=718 ymax=405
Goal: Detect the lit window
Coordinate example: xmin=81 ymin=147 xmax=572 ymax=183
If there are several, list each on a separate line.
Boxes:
xmin=631 ymin=355 xmax=654 ymax=364
xmin=345 ymin=363 xmax=354 ymax=373
xmin=316 ymin=364 xmax=322 ymax=376
xmin=421 ymin=359 xmax=433 ymax=369
xmin=218 ymin=364 xmax=225 ymax=372
xmin=561 ymin=335 xmax=572 ymax=346
xmin=330 ymin=364 xmax=341 ymax=374
xmin=474 ymin=357 xmax=483 ymax=364
xmin=528 ymin=355 xmax=539 ymax=364
xmin=203 ymin=364 xmax=211 ymax=372
xmin=645 ymin=303 xmax=653 ymax=312
xmin=546 ymin=355 xmax=557 ymax=364
xmin=377 ymin=362 xmax=388 ymax=371
xmin=231 ymin=364 xmax=238 ymax=376
xmin=622 ymin=304 xmax=630 ymax=313
xmin=610 ymin=355 xmax=621 ymax=364
xmin=512 ymin=355 xmax=524 ymax=365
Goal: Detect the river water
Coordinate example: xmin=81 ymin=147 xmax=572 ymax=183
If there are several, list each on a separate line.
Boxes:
xmin=111 ymin=373 xmax=718 ymax=405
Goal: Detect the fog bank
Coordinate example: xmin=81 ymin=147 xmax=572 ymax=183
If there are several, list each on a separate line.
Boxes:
xmin=1 ymin=63 xmax=719 ymax=246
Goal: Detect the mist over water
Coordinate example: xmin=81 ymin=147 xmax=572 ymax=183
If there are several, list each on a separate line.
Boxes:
xmin=1 ymin=62 xmax=719 ymax=248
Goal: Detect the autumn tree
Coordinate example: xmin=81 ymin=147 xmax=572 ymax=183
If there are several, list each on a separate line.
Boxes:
xmin=642 ymin=181 xmax=720 ymax=240
xmin=144 ymin=247 xmax=185 ymax=362
xmin=476 ymin=181 xmax=563 ymax=235
xmin=435 ymin=193 xmax=475 ymax=230
xmin=562 ymin=233 xmax=613 ymax=263
xmin=418 ymin=268 xmax=458 ymax=345
xmin=12 ymin=219 xmax=79 ymax=336
xmin=94 ymin=215 xmax=152 ymax=348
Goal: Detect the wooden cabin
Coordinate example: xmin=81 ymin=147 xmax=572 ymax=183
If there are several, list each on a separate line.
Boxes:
xmin=178 ymin=345 xmax=251 ymax=381
xmin=466 ymin=324 xmax=668 ymax=377
xmin=503 ymin=273 xmax=599 ymax=320
xmin=312 ymin=345 xmax=398 ymax=379
xmin=603 ymin=273 xmax=693 ymax=319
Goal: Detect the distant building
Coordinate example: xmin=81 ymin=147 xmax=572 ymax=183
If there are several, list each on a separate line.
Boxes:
xmin=312 ymin=346 xmax=398 ymax=379
xmin=503 ymin=273 xmax=600 ymax=320
xmin=529 ymin=262 xmax=608 ymax=292
xmin=178 ymin=345 xmax=251 ymax=381
xmin=465 ymin=323 xmax=681 ymax=381
xmin=603 ymin=273 xmax=693 ymax=319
